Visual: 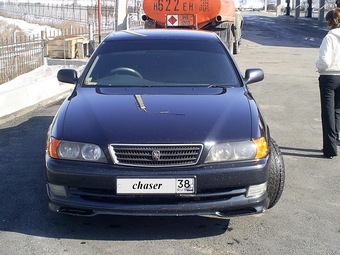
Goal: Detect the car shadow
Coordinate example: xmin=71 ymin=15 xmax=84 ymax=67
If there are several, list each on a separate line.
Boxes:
xmin=0 ymin=116 xmax=230 ymax=240
xmin=279 ymin=146 xmax=325 ymax=158
xmin=38 ymin=214 xmax=231 ymax=240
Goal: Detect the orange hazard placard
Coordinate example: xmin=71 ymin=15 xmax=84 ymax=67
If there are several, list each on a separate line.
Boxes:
xmin=166 ymin=14 xmax=195 ymax=26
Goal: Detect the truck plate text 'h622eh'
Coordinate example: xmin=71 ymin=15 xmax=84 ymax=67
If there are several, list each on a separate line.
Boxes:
xmin=142 ymin=0 xmax=244 ymax=54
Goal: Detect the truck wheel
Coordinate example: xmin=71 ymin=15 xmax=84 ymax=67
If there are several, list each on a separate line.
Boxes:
xmin=217 ymin=29 xmax=227 ymax=47
xmin=215 ymin=22 xmax=233 ymax=53
xmin=267 ymin=137 xmax=285 ymax=209
xmin=225 ymin=23 xmax=234 ymax=53
xmin=233 ymin=40 xmax=239 ymax=54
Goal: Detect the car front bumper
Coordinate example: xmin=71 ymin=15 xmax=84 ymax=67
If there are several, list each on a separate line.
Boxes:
xmin=46 ymin=156 xmax=270 ymax=217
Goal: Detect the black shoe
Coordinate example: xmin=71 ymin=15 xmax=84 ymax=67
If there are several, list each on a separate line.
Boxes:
xmin=323 ymin=154 xmax=335 ymax=159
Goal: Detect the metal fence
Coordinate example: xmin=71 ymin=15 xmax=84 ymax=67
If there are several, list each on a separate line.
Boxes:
xmin=0 ymin=2 xmax=116 ymax=30
xmin=0 ymin=1 xmax=143 ymax=38
xmin=0 ymin=25 xmax=94 ymax=85
xmin=0 ymin=1 xmax=144 ymax=85
xmin=0 ymin=35 xmax=44 ymax=85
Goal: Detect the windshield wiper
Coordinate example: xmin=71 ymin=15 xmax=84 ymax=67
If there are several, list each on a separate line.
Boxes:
xmin=207 ymin=84 xmax=234 ymax=88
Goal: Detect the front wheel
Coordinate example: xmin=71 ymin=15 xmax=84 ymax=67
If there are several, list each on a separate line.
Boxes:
xmin=267 ymin=137 xmax=285 ymax=209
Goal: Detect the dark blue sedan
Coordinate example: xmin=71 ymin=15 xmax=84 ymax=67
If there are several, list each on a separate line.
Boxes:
xmin=45 ymin=29 xmax=285 ymax=217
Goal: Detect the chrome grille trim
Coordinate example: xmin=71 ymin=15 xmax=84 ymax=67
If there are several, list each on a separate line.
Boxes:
xmin=108 ymin=144 xmax=203 ymax=167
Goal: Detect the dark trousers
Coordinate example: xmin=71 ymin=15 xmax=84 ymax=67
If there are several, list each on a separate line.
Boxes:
xmin=319 ymin=75 xmax=340 ymax=157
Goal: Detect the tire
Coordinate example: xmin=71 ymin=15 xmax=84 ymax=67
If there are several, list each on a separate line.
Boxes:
xmin=216 ymin=28 xmax=227 ymax=47
xmin=233 ymin=39 xmax=239 ymax=54
xmin=267 ymin=137 xmax=285 ymax=209
xmin=215 ymin=22 xmax=234 ymax=53
xmin=225 ymin=23 xmax=234 ymax=53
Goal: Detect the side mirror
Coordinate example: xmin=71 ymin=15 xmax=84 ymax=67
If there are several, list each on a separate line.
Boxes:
xmin=57 ymin=68 xmax=78 ymax=85
xmin=243 ymin=68 xmax=264 ymax=85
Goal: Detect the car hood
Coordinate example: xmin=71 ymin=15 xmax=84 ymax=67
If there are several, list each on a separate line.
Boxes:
xmin=60 ymin=87 xmax=253 ymax=144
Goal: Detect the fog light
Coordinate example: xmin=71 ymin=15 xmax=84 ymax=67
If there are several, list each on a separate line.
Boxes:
xmin=246 ymin=182 xmax=267 ymax=197
xmin=48 ymin=183 xmax=67 ymax=197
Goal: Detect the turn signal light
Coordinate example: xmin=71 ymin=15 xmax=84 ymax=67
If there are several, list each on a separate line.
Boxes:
xmin=47 ymin=137 xmax=61 ymax=159
xmin=253 ymin=137 xmax=268 ymax=159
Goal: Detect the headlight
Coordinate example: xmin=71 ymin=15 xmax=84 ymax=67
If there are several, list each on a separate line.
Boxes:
xmin=58 ymin=141 xmax=80 ymax=159
xmin=47 ymin=137 xmax=107 ymax=163
xmin=205 ymin=137 xmax=268 ymax=163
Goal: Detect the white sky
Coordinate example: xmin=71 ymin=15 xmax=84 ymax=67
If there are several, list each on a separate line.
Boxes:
xmin=5 ymin=0 xmax=98 ymax=5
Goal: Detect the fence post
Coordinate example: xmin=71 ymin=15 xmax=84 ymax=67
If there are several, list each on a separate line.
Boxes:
xmin=88 ymin=23 xmax=95 ymax=56
xmin=41 ymin=30 xmax=48 ymax=58
xmin=13 ymin=31 xmax=18 ymax=78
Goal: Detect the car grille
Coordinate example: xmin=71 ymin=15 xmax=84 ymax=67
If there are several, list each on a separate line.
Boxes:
xmin=69 ymin=186 xmax=247 ymax=204
xmin=109 ymin=144 xmax=203 ymax=167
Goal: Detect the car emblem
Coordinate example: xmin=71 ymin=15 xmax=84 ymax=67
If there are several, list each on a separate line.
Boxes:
xmin=151 ymin=150 xmax=161 ymax=161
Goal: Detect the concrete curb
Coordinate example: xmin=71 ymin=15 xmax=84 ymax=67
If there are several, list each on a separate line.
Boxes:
xmin=0 ymin=58 xmax=86 ymax=123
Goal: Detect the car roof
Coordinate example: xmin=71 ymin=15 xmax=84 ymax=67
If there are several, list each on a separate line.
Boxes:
xmin=103 ymin=29 xmax=221 ymax=42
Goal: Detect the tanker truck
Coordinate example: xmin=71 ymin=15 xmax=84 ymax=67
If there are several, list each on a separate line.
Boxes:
xmin=141 ymin=0 xmax=243 ymax=54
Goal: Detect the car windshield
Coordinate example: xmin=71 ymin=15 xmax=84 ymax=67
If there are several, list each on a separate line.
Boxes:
xmin=83 ymin=39 xmax=240 ymax=87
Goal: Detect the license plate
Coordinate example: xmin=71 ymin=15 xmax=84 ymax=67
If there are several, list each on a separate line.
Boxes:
xmin=116 ymin=178 xmax=195 ymax=194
